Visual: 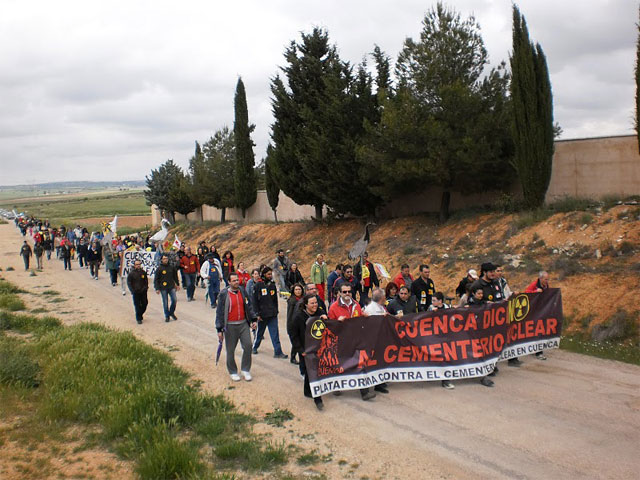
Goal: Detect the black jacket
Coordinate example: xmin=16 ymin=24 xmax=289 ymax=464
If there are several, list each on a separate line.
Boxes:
xmin=471 ymin=278 xmax=503 ymax=303
xmin=387 ymin=295 xmax=418 ymax=315
xmin=287 ymin=295 xmax=303 ymax=336
xmin=354 ymin=261 xmax=379 ymax=288
xmin=86 ymin=246 xmax=102 ymax=262
xmin=290 ymin=308 xmax=312 ymax=353
xmin=456 ymin=277 xmax=471 ymax=297
xmin=127 ymin=268 xmax=149 ymax=294
xmin=154 ymin=264 xmax=179 ymax=291
xmin=253 ymin=279 xmax=278 ymax=318
xmin=411 ymin=276 xmax=436 ymax=312
xmin=285 ymin=269 xmax=305 ymax=291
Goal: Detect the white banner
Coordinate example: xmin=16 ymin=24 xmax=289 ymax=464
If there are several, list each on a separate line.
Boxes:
xmin=122 ymin=250 xmax=157 ymax=277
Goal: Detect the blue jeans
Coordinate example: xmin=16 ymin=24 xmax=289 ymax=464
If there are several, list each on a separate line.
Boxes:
xmin=207 ymin=281 xmax=219 ymax=307
xmin=159 ymin=288 xmax=177 ymax=319
xmin=184 ymin=273 xmax=197 ymax=300
xmin=253 ymin=315 xmax=283 ymax=355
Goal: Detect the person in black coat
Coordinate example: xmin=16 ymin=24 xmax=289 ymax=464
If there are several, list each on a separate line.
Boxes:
xmin=285 ymin=263 xmax=305 ymax=292
xmin=387 ymin=286 xmax=418 ymax=316
xmin=291 ymin=293 xmax=326 ymax=410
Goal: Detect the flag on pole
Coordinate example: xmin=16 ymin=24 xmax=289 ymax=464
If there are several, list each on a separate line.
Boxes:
xmin=374 ymin=262 xmax=391 ymax=279
xmin=109 ymin=215 xmax=118 ymax=234
xmin=173 ymin=234 xmax=181 ymax=249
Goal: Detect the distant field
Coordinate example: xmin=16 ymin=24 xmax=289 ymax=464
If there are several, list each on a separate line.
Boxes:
xmin=0 ymin=191 xmax=149 ymax=219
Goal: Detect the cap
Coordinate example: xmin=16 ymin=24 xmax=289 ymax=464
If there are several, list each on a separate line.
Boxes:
xmin=467 ymin=269 xmax=479 ymax=279
xmin=480 ymin=262 xmax=496 ymax=272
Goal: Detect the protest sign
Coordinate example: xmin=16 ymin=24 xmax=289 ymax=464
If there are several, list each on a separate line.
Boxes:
xmin=305 ymin=289 xmax=563 ymax=397
xmin=121 ymin=250 xmax=157 ymax=277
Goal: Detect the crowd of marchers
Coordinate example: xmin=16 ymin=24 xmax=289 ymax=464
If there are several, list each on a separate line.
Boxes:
xmin=11 ymin=215 xmax=552 ymax=412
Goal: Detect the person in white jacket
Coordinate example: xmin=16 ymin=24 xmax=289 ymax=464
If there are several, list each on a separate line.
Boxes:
xmin=200 ymin=253 xmax=224 ymax=308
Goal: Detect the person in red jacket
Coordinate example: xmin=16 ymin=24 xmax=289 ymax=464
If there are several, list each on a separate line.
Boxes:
xmin=328 ymin=284 xmax=378 ymax=400
xmin=236 ymin=262 xmax=251 ymax=287
xmin=179 ymin=246 xmax=200 ymax=302
xmin=525 ymin=271 xmax=549 ymax=293
xmin=393 ymin=264 xmax=414 ymax=289
xmin=524 ymin=271 xmax=550 ymax=360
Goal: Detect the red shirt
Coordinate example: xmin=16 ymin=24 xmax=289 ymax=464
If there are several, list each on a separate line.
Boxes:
xmin=393 ymin=272 xmax=413 ymax=288
xmin=237 ymin=270 xmax=250 ymax=287
xmin=228 ymin=289 xmax=246 ymax=323
xmin=180 ymin=254 xmax=200 ymax=274
xmin=525 ymin=279 xmax=546 ymax=293
xmin=328 ymin=299 xmax=363 ymax=320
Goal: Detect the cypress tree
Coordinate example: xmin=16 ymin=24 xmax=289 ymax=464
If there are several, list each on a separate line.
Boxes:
xmin=233 ymin=77 xmax=257 ymax=218
xmin=265 ymin=145 xmax=280 ymax=223
xmin=510 ymin=5 xmax=555 ymax=209
xmin=188 ymin=141 xmax=206 ymax=221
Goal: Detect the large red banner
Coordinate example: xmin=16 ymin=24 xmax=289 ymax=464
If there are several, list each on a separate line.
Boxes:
xmin=305 ymin=289 xmax=563 ymax=397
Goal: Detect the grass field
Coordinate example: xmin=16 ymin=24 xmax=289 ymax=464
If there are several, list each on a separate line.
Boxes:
xmin=0 ymin=191 xmax=148 ymax=219
xmin=0 ymin=277 xmax=302 ymax=479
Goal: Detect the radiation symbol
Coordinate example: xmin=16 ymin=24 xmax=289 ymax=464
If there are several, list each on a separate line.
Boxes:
xmin=513 ymin=294 xmax=530 ymax=322
xmin=311 ymin=319 xmax=326 ymax=340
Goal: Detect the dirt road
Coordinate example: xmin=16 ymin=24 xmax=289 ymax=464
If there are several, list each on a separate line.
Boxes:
xmin=2 ymin=223 xmax=639 ymax=479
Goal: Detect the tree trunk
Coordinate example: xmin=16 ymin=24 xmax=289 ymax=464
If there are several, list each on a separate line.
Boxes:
xmin=314 ymin=204 xmax=323 ymax=221
xmin=439 ymin=190 xmax=451 ymax=223
xmin=273 ymin=208 xmax=279 ymax=224
xmin=220 ymin=208 xmax=226 ymax=223
xmin=200 ymin=206 xmax=204 ymax=223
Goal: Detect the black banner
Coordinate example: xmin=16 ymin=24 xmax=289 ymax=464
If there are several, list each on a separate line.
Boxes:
xmin=305 ymin=289 xmax=563 ymax=397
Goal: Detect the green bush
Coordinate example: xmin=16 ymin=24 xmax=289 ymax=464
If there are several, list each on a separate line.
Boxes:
xmin=0 ymin=311 xmax=61 ymax=333
xmin=0 ymin=337 xmax=40 ymax=388
xmin=548 ymin=196 xmax=592 ymax=213
xmin=0 ymin=294 xmax=26 ymax=311
xmin=514 ymin=209 xmax=552 ymax=229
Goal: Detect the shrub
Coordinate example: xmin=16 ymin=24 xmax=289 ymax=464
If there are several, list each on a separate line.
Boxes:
xmin=618 ymin=241 xmax=635 ymax=256
xmin=548 ymin=196 xmax=592 ymax=213
xmin=551 ymin=256 xmax=587 ymax=280
xmin=0 ymin=337 xmax=40 ymax=388
xmin=577 ymin=212 xmax=593 ymax=225
xmin=514 ymin=209 xmax=552 ymax=229
xmin=591 ymin=309 xmax=639 ymax=343
xmin=0 ymin=294 xmax=26 ymax=311
xmin=0 ymin=311 xmax=61 ymax=333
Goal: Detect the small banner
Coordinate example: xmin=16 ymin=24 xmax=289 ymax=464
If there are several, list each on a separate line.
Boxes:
xmin=373 ymin=262 xmax=391 ymax=279
xmin=121 ymin=250 xmax=158 ymax=277
xmin=305 ymin=289 xmax=563 ymax=397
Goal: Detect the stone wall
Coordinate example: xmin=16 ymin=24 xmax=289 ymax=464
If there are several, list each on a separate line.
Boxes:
xmin=152 ymin=135 xmax=640 ymax=226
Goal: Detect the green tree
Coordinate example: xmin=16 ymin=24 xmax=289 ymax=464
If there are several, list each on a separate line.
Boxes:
xmin=265 ymin=145 xmax=280 ymax=223
xmin=188 ymin=141 xmax=206 ymax=221
xmin=510 ymin=5 xmax=555 ymax=209
xmin=359 ymin=3 xmax=515 ymax=221
xmin=271 ymin=28 xmax=381 ymax=217
xmin=201 ymin=127 xmax=236 ymax=223
xmin=269 ymin=29 xmax=330 ymax=219
xmin=168 ymin=173 xmax=198 ymax=217
xmin=233 ymin=77 xmax=257 ymax=218
xmin=144 ymin=159 xmax=182 ymax=222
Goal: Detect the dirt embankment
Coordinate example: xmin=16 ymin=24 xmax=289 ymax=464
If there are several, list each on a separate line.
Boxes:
xmin=178 ymin=204 xmax=640 ymax=333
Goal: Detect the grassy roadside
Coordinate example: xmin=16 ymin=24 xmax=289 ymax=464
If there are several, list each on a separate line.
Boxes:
xmin=0 ymin=277 xmax=310 ymax=480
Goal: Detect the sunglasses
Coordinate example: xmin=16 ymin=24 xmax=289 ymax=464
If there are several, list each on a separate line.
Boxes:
xmin=341 ymin=290 xmax=352 ymax=294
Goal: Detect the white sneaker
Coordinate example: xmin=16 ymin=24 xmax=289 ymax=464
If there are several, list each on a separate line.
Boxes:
xmin=241 ymin=371 xmax=252 ymax=381
xmin=230 ymin=373 xmax=241 ymax=381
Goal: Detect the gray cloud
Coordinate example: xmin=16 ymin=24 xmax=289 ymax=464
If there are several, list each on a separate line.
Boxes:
xmin=0 ymin=0 xmax=635 ymax=185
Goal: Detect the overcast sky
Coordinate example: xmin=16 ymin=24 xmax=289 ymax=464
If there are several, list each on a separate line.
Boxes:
xmin=0 ymin=0 xmax=636 ymax=186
